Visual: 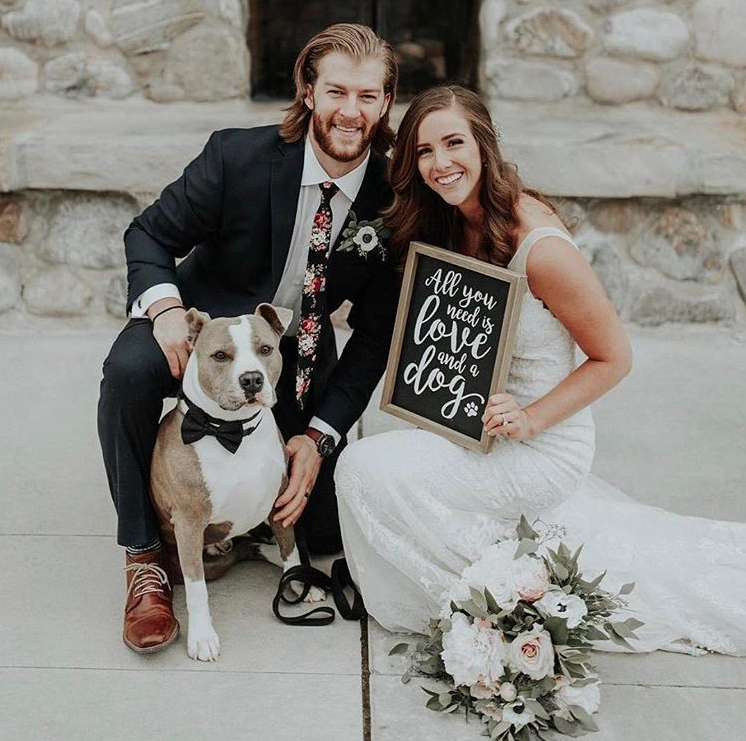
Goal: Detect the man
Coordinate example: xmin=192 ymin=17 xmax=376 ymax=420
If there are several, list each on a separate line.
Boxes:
xmin=98 ymin=23 xmax=400 ymax=653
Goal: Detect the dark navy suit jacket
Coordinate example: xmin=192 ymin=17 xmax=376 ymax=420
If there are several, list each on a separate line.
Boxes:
xmin=124 ymin=125 xmax=399 ymax=435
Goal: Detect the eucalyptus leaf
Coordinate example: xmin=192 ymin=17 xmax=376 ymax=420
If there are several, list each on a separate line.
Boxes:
xmin=623 ymin=617 xmax=645 ymax=631
xmin=584 ymin=625 xmax=608 ymax=642
xmin=493 ymin=721 xmax=512 ymax=736
xmin=571 ymin=677 xmax=600 ymax=688
xmin=564 ymin=652 xmax=590 ymax=664
xmin=570 ymin=545 xmax=584 ymax=567
xmin=470 ymin=587 xmax=489 ymax=612
xmin=388 ymin=643 xmax=409 ymax=656
xmin=544 ymin=616 xmax=570 ymax=644
xmin=606 ymin=625 xmax=634 ymax=650
xmin=554 ymin=563 xmax=569 ymax=581
xmin=523 ymin=698 xmax=551 ymax=720
xmin=610 ymin=621 xmax=636 ymax=639
xmin=587 ymin=571 xmax=607 ymax=589
xmin=566 ymin=663 xmax=587 ymax=678
xmin=484 ymin=589 xmax=502 ymax=613
xmin=426 ymin=696 xmax=442 ymax=711
xmin=514 ymin=538 xmax=538 ymax=559
xmin=570 ymin=705 xmax=599 ymax=732
xmin=619 ymin=582 xmax=635 ymax=595
xmin=553 ymin=716 xmax=585 ymax=737
xmin=517 ymin=514 xmax=539 ymax=540
xmin=460 ymin=599 xmax=488 ymax=619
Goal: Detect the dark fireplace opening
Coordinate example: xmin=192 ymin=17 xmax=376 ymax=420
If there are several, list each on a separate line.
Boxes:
xmin=248 ymin=0 xmax=480 ymax=101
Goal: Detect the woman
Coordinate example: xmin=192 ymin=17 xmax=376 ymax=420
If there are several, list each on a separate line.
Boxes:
xmin=335 ymin=86 xmax=746 ymax=655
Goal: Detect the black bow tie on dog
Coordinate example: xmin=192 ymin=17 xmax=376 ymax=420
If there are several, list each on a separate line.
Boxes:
xmin=179 ymin=393 xmax=262 ymax=454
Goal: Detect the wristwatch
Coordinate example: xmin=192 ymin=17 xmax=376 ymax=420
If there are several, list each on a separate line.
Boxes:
xmin=305 ymin=427 xmax=336 ymax=458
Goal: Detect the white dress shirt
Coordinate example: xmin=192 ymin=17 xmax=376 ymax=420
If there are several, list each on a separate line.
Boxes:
xmin=131 ymin=137 xmax=370 ymax=444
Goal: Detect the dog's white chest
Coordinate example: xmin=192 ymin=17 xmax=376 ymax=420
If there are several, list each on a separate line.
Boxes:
xmin=192 ymin=418 xmax=285 ymax=536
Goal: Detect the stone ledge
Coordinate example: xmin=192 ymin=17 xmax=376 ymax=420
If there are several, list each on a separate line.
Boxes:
xmin=1 ymin=96 xmax=746 ymax=198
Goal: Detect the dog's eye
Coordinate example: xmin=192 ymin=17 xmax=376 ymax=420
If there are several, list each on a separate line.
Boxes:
xmin=212 ymin=351 xmax=229 ymax=362
xmin=259 ymin=345 xmax=272 ymax=356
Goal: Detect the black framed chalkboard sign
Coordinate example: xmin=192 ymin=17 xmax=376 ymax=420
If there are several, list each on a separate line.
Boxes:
xmin=381 ymin=242 xmax=527 ymax=453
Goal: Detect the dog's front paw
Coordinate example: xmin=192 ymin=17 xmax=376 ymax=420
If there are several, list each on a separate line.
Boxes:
xmin=187 ymin=616 xmax=220 ymax=662
xmin=304 ymin=585 xmax=326 ymax=603
xmin=289 ymin=580 xmax=326 ymax=603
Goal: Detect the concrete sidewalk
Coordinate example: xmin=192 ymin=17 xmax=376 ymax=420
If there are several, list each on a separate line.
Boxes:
xmin=0 ymin=324 xmax=744 ymax=740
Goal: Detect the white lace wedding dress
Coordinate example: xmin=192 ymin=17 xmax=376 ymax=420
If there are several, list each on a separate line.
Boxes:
xmin=336 ymin=227 xmax=746 ymax=656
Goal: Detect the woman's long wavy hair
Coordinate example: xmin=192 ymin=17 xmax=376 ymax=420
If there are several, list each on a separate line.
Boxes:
xmin=384 ymin=85 xmax=554 ymax=269
xmin=279 ymin=23 xmax=398 ymax=154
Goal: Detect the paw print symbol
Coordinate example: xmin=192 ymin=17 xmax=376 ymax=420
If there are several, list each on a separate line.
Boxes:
xmin=464 ymin=402 xmax=479 ymax=417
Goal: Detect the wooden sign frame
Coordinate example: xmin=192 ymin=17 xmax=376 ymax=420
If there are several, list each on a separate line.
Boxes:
xmin=380 ymin=242 xmax=527 ymax=453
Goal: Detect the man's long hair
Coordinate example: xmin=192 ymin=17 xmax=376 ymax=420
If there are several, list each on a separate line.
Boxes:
xmin=279 ymin=23 xmax=398 ymax=153
xmin=384 ymin=85 xmax=555 ymax=269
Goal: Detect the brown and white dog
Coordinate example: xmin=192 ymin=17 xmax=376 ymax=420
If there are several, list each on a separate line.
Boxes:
xmin=150 ymin=304 xmax=323 ymax=661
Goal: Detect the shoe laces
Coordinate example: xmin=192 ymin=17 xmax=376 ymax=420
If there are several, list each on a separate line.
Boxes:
xmin=124 ymin=562 xmax=170 ymax=601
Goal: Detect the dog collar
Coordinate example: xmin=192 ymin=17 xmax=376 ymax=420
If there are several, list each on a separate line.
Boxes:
xmin=177 ymin=392 xmax=263 ymax=454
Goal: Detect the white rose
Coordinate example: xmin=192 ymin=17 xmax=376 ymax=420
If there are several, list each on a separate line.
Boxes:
xmin=352 ymin=225 xmax=379 ymax=252
xmin=502 ymin=701 xmax=536 ymax=730
xmin=513 ymin=556 xmax=550 ymax=602
xmin=508 ymin=624 xmax=555 ymax=680
xmin=470 ymin=681 xmax=497 ymax=699
xmin=441 ymin=612 xmax=507 ymax=687
xmin=556 ymin=681 xmax=601 ymax=717
xmin=499 ymin=681 xmax=517 ymax=701
xmin=536 ymin=590 xmax=588 ymax=628
xmin=459 ymin=541 xmax=521 ymax=610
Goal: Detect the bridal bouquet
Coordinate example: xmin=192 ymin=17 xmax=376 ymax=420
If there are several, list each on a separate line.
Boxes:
xmin=390 ymin=516 xmax=642 ymax=740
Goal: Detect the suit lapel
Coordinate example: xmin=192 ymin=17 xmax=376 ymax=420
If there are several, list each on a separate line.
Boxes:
xmin=330 ymin=151 xmax=388 ymax=256
xmin=270 ymin=140 xmax=304 ymax=292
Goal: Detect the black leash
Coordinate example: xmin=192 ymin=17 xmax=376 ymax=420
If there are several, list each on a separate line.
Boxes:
xmin=272 ymin=524 xmax=366 ymax=626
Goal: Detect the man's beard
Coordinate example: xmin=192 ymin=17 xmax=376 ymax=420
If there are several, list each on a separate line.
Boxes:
xmin=311 ymin=111 xmax=377 ymax=163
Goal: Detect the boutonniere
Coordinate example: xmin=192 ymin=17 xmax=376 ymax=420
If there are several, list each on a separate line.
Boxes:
xmin=337 ymin=211 xmax=391 ymax=259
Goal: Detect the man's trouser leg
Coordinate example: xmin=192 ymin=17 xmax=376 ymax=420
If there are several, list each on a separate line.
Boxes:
xmin=97 ymin=318 xmax=179 ymax=547
xmin=273 ymin=339 xmax=345 ymax=557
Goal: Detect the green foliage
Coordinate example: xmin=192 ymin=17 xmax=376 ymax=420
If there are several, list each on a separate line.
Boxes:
xmin=402 ymin=513 xmax=644 ymax=740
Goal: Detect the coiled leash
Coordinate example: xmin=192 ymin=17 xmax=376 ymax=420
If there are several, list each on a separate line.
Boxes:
xmin=272 ymin=524 xmax=366 ymax=626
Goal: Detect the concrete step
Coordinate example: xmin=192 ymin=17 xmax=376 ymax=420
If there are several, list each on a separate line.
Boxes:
xmin=3 ymin=96 xmax=746 ymax=197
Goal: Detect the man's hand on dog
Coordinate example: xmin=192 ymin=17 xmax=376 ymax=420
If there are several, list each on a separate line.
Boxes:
xmin=274 ymin=435 xmax=322 ymax=527
xmin=148 ymin=299 xmax=190 ymax=379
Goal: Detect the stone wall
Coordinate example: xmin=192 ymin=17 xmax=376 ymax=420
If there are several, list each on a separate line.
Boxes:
xmin=0 ymin=0 xmax=249 ymax=103
xmin=556 ymin=197 xmax=746 ymax=325
xmin=0 ymin=190 xmax=139 ymax=323
xmin=2 ymin=188 xmax=744 ymax=326
xmin=1 ymin=0 xmax=745 ymax=326
xmin=480 ymin=0 xmax=746 ymax=113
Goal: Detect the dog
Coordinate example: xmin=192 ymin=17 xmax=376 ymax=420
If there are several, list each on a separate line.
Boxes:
xmin=150 ymin=304 xmax=323 ymax=661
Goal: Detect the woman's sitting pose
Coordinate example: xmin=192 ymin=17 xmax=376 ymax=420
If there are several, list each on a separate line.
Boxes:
xmin=335 ymin=86 xmax=746 ymax=656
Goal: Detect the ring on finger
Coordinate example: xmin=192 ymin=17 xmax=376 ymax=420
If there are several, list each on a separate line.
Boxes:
xmin=500 ymin=413 xmax=508 ymax=426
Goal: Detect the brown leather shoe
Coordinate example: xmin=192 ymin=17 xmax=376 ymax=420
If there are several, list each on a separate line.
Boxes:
xmin=123 ymin=550 xmax=179 ymax=653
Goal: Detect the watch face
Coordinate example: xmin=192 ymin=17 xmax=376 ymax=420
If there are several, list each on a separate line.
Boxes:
xmin=318 ymin=435 xmax=336 ymax=457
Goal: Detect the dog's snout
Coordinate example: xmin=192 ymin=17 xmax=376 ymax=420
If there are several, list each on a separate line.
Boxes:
xmin=239 ymin=371 xmax=264 ymax=393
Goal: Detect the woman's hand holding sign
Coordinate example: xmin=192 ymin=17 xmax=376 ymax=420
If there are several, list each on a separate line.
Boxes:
xmin=482 ymin=392 xmax=536 ymax=442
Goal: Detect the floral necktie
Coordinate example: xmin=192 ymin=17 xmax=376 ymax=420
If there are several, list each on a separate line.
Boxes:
xmin=296 ymin=180 xmax=339 ymax=409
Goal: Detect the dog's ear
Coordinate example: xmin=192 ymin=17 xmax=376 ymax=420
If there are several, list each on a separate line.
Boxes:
xmin=184 ymin=308 xmax=211 ymax=346
xmin=256 ymin=303 xmax=293 ymax=336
